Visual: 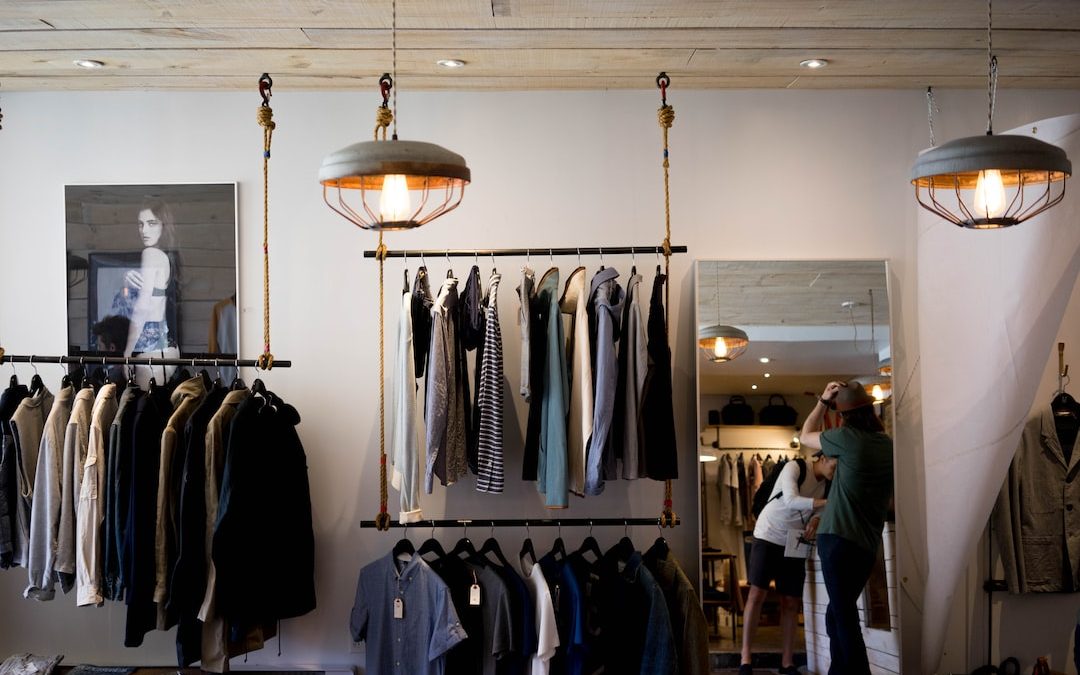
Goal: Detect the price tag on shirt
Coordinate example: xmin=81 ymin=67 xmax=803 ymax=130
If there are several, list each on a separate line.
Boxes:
xmin=469 ymin=583 xmax=481 ymax=606
xmin=393 ymin=597 xmax=404 ymax=619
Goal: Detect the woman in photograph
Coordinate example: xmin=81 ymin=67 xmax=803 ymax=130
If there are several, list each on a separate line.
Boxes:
xmin=118 ymin=199 xmax=179 ymax=358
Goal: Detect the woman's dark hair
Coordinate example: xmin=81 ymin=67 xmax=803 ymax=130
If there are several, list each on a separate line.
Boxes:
xmin=839 ymin=405 xmax=885 ymax=433
xmin=139 ymin=198 xmax=177 ymax=251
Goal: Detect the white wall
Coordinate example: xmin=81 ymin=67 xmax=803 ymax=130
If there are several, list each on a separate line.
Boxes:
xmin=0 ymin=87 xmax=1078 ymax=672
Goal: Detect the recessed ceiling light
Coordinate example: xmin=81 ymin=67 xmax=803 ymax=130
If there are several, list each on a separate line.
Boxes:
xmin=759 ymin=357 xmax=771 ymax=364
xmin=763 ymin=373 xmax=771 ymax=378
xmin=436 ymin=59 xmax=466 ymax=69
xmin=751 ymin=384 xmax=759 ymax=390
xmin=73 ymin=59 xmax=105 ymax=69
xmin=800 ymin=58 xmax=829 ymax=69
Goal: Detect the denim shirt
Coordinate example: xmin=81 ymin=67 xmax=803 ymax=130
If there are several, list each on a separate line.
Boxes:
xmin=596 ymin=550 xmax=676 ymax=675
xmin=536 ymin=268 xmax=569 ymax=508
xmin=584 ymin=267 xmax=624 ymax=496
xmin=351 ymin=553 xmax=467 ymax=675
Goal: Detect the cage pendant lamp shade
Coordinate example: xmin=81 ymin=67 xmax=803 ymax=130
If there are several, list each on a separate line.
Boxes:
xmin=911 ymin=133 xmax=1071 ymax=229
xmin=698 ymin=325 xmax=749 ymax=363
xmin=319 ymin=138 xmax=471 ymax=231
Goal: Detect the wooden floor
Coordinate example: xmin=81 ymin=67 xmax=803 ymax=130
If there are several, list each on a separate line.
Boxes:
xmin=707 ymin=623 xmax=809 ymax=673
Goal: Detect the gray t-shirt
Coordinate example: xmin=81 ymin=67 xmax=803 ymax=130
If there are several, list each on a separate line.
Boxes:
xmin=466 ymin=562 xmax=514 ymax=675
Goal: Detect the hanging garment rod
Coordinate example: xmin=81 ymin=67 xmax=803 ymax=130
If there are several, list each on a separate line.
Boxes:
xmin=362 ymin=245 xmax=688 ymax=259
xmin=360 ymin=516 xmax=680 ymax=529
xmin=0 ymin=353 xmax=292 ymax=369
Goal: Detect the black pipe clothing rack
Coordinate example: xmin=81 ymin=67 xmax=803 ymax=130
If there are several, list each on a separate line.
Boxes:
xmin=360 ymin=517 xmax=680 ymax=529
xmin=362 ymin=245 xmax=688 ymax=259
xmin=0 ymin=353 xmax=292 ymax=369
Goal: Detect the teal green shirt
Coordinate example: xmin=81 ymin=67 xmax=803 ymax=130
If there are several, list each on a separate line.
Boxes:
xmin=818 ymin=427 xmax=894 ymax=553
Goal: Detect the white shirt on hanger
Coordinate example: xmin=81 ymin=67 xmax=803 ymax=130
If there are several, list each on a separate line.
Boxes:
xmin=522 ymin=557 xmax=560 ymax=675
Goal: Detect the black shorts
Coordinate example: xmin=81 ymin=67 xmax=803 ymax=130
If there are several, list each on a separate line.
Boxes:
xmin=747 ymin=537 xmax=807 ymax=598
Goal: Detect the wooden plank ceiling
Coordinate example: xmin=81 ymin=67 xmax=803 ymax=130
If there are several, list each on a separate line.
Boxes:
xmin=1 ymin=1 xmax=1079 ymax=91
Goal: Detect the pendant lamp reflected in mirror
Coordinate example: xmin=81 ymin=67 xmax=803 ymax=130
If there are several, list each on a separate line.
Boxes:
xmin=698 ymin=324 xmax=749 ymax=363
xmin=319 ymin=0 xmax=470 ymax=231
xmin=852 ymin=375 xmax=892 ymax=404
xmin=911 ymin=0 xmax=1070 ymax=229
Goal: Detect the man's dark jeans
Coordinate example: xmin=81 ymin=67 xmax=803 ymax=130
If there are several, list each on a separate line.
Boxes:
xmin=817 ymin=533 xmax=877 ymax=675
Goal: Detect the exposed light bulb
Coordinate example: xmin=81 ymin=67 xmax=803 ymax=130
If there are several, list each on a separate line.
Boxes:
xmin=712 ymin=339 xmax=729 ymax=359
xmin=763 ymin=373 xmax=771 ymax=378
xmin=973 ymin=169 xmax=1007 ymax=219
xmin=759 ymin=357 xmax=770 ymax=364
xmin=379 ymin=174 xmax=412 ymax=222
xmin=872 ymin=384 xmax=885 ymax=403
xmin=751 ymin=384 xmax=758 ymax=390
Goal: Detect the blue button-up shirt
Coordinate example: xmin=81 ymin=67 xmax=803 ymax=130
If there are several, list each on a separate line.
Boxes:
xmin=351 ymin=553 xmax=467 ymax=675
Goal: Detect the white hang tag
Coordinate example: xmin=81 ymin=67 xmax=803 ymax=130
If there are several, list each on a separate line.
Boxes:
xmin=469 ymin=583 xmax=481 ymax=606
xmin=785 ymin=529 xmax=812 ymax=559
xmin=393 ymin=597 xmax=404 ymax=619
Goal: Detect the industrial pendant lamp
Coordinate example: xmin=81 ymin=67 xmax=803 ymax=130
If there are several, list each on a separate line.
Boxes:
xmin=318 ymin=0 xmax=470 ymax=231
xmin=910 ymin=0 xmax=1070 ymax=229
xmin=698 ymin=265 xmax=749 ymax=363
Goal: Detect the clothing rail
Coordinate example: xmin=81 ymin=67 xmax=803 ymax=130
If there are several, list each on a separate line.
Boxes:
xmin=0 ymin=353 xmax=292 ymax=369
xmin=360 ymin=517 xmax=680 ymax=529
xmin=361 ymin=245 xmax=688 ymax=259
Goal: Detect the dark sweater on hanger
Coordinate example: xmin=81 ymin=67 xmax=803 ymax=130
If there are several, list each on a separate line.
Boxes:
xmin=0 ymin=382 xmax=30 ymax=568
xmin=640 ymin=271 xmax=678 ymax=480
xmin=124 ymin=385 xmax=173 ymax=647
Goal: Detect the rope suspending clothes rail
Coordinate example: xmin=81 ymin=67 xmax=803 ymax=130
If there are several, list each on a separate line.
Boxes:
xmin=360 ymin=517 xmax=681 ymax=529
xmin=362 ymin=245 xmax=688 ymax=259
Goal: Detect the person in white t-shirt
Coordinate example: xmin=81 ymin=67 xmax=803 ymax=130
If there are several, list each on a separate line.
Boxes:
xmin=739 ymin=451 xmax=837 ymax=675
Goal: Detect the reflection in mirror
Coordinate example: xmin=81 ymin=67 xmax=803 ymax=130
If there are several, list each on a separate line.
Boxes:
xmin=695 ymin=260 xmax=897 ymax=673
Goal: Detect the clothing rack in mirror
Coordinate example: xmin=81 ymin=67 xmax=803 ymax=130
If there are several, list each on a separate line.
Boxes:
xmin=361 ymin=245 xmax=688 ymax=259
xmin=0 ymin=353 xmax=292 ymax=369
xmin=360 ymin=516 xmax=680 ymax=529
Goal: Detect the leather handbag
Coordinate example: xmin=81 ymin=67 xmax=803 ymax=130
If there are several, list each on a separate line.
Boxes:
xmin=759 ymin=394 xmax=798 ymax=426
xmin=720 ymin=395 xmax=754 ymax=425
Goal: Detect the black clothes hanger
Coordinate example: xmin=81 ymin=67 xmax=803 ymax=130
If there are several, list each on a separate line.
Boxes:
xmin=449 ymin=528 xmax=480 ymax=562
xmin=606 ymin=522 xmax=635 ymax=563
xmin=575 ymin=522 xmax=603 ymax=563
xmin=478 ymin=527 xmax=512 ymax=569
xmin=1052 ymin=391 xmax=1080 ymax=417
xmin=520 ymin=523 xmax=537 ymax=567
xmin=547 ymin=522 xmax=566 ymax=561
xmin=250 ymin=378 xmax=267 ymax=396
xmin=418 ymin=530 xmax=446 ymax=561
xmin=647 ymin=521 xmax=670 ymax=559
xmin=392 ymin=533 xmax=415 ymax=561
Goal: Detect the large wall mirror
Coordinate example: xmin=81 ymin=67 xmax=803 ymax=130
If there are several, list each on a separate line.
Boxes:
xmin=695 ymin=260 xmax=899 ymax=673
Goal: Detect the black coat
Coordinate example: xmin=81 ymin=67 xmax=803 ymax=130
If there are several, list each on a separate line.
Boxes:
xmin=124 ymin=386 xmax=173 ymax=647
xmin=213 ymin=390 xmax=315 ymax=629
xmin=640 ymin=271 xmax=678 ymax=480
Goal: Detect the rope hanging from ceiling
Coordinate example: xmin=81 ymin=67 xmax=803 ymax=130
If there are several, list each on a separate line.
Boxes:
xmin=656 ymin=71 xmax=678 ymax=530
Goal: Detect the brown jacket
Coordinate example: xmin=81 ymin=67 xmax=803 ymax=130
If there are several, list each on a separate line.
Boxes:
xmin=994 ymin=408 xmax=1080 ymax=593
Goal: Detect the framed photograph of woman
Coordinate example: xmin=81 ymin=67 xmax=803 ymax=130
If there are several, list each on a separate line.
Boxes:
xmin=66 ymin=183 xmax=238 ymax=383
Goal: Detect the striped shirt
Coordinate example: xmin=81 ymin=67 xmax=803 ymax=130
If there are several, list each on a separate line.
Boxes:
xmin=476 ymin=272 xmax=504 ymax=493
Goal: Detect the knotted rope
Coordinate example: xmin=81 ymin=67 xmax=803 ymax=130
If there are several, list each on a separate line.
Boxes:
xmin=375 ymin=74 xmax=394 ymax=141
xmin=374 ymin=236 xmax=390 ymax=530
xmin=657 ymin=72 xmax=678 ymax=529
xmin=257 ymin=73 xmax=276 ymax=371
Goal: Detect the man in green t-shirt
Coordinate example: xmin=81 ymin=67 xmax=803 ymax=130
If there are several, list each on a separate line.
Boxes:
xmin=799 ymin=381 xmax=894 ymax=675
